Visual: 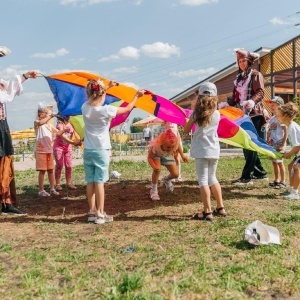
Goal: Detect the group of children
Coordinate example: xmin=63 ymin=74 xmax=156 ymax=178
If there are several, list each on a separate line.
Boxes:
xmin=34 ymin=101 xmax=81 ymax=197
xmin=33 ymin=80 xmax=300 ymax=224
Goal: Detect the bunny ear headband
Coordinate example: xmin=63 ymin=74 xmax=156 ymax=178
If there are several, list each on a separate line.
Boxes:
xmin=0 ymin=46 xmax=11 ymax=57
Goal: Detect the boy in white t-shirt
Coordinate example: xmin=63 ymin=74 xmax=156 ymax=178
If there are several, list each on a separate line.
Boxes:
xmin=266 ymin=96 xmax=287 ymax=189
xmin=276 ymin=102 xmax=300 ymax=200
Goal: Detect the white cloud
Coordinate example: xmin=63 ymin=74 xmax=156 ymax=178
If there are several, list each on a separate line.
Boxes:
xmin=179 ymin=0 xmax=218 ymax=6
xmin=170 ymin=67 xmax=217 ymax=78
xmin=99 ymin=42 xmax=180 ymax=61
xmin=118 ymin=46 xmax=140 ymax=59
xmin=30 ymin=48 xmax=69 ymax=59
xmin=135 ymin=0 xmax=142 ymax=5
xmin=140 ymin=42 xmax=180 ymax=58
xmin=112 ymin=66 xmax=139 ymax=73
xmin=99 ymin=47 xmax=139 ymax=61
xmin=56 ymin=48 xmax=69 ymax=56
xmin=270 ymin=17 xmax=288 ymax=25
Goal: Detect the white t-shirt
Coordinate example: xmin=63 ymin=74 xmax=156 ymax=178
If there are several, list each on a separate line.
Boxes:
xmin=268 ymin=116 xmax=286 ymax=143
xmin=35 ymin=123 xmax=57 ymax=153
xmin=82 ymin=102 xmax=118 ymax=150
xmin=143 ymin=127 xmax=151 ymax=138
xmin=190 ymin=110 xmax=220 ymax=159
xmin=287 ymin=121 xmax=300 ymax=156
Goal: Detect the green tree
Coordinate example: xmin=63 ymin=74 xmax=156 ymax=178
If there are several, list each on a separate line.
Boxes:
xmin=130 ymin=117 xmax=144 ymax=133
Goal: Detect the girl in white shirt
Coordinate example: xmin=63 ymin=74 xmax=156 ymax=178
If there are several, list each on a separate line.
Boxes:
xmin=83 ymin=79 xmax=144 ymax=224
xmin=184 ymin=82 xmax=226 ymax=221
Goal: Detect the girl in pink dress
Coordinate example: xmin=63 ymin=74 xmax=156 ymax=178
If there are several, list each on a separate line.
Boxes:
xmin=53 ymin=114 xmax=81 ymax=191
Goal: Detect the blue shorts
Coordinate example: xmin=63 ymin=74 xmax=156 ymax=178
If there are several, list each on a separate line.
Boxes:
xmin=153 ymin=154 xmax=176 ymax=166
xmin=83 ymin=149 xmax=110 ymax=183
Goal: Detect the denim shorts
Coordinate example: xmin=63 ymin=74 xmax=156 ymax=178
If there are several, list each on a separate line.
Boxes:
xmin=83 ymin=149 xmax=110 ymax=183
xmin=153 ymin=154 xmax=176 ymax=166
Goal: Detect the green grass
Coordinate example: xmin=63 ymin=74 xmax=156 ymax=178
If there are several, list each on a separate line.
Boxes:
xmin=0 ymin=155 xmax=299 ymax=299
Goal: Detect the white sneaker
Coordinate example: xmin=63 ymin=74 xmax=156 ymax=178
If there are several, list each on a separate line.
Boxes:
xmin=150 ymin=189 xmax=160 ymax=201
xmin=38 ymin=190 xmax=50 ymax=197
xmin=177 ymin=175 xmax=183 ymax=182
xmin=103 ymin=212 xmax=113 ymax=223
xmin=87 ymin=211 xmax=96 ymax=222
xmin=163 ymin=176 xmax=174 ymax=192
xmin=283 ymin=193 xmax=300 ymax=200
xmin=94 ymin=212 xmax=113 ymax=224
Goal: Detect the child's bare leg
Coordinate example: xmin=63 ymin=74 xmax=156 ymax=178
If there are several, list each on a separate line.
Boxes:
xmin=86 ymin=182 xmax=96 ymax=211
xmin=151 ymin=159 xmax=161 ymax=184
xmin=278 ymin=162 xmax=285 ymax=183
xmin=95 ymin=183 xmax=105 ymax=214
xmin=38 ymin=170 xmax=46 ymax=191
xmin=165 ymin=164 xmax=179 ymax=180
xmin=210 ymin=182 xmax=226 ymax=214
xmin=200 ymin=186 xmax=211 ymax=212
xmin=288 ymin=161 xmax=294 ymax=188
xmin=48 ymin=169 xmax=55 ymax=190
xmin=273 ymin=162 xmax=280 ymax=182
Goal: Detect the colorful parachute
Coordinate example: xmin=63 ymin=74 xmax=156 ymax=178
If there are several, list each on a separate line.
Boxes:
xmin=44 ymin=71 xmax=281 ymax=159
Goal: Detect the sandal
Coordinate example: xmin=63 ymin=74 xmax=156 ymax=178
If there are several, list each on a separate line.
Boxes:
xmin=55 ymin=184 xmax=63 ymax=191
xmin=274 ymin=182 xmax=286 ymax=189
xmin=192 ymin=211 xmax=213 ymax=222
xmin=213 ymin=207 xmax=227 ymax=217
xmin=269 ymin=181 xmax=280 ymax=187
xmin=67 ymin=184 xmax=77 ymax=190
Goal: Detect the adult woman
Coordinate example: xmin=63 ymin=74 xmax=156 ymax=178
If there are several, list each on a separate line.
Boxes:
xmin=228 ymin=48 xmax=268 ymax=185
xmin=0 ymin=45 xmax=37 ymax=214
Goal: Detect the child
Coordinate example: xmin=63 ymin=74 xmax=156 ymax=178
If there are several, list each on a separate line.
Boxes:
xmin=184 ymin=82 xmax=226 ymax=221
xmin=276 ymin=102 xmax=300 ymax=200
xmin=148 ymin=129 xmax=189 ymax=201
xmin=82 ymin=79 xmax=145 ymax=224
xmin=53 ymin=113 xmax=82 ymax=191
xmin=163 ymin=122 xmax=183 ymax=181
xmin=34 ymin=102 xmax=68 ymax=197
xmin=266 ymin=96 xmax=287 ymax=189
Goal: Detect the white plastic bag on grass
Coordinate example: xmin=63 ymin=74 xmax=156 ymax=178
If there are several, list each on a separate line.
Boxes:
xmin=245 ymin=220 xmax=280 ymax=246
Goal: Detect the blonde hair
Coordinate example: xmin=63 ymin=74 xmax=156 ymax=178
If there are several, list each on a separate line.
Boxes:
xmin=278 ymin=102 xmax=299 ymax=120
xmin=86 ymin=79 xmax=106 ymax=100
xmin=150 ymin=129 xmax=178 ymax=154
xmin=194 ymin=95 xmax=218 ymax=127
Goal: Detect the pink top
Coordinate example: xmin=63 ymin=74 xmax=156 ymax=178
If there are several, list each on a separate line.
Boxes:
xmin=53 ymin=122 xmax=74 ymax=152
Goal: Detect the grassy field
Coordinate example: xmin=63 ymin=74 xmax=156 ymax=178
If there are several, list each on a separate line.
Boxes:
xmin=1 ymin=156 xmax=300 ymax=299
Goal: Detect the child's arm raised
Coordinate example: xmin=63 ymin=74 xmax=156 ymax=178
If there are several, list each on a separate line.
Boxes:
xmin=183 ymin=117 xmax=194 ymax=134
xmin=34 ymin=113 xmax=54 ymax=128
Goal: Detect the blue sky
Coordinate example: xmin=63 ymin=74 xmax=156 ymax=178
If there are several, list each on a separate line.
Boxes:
xmin=1 ymin=0 xmax=300 ymax=131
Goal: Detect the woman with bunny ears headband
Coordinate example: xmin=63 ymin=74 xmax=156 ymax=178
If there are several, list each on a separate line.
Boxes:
xmin=0 ymin=45 xmax=38 ymax=215
xmin=228 ymin=48 xmax=268 ymax=185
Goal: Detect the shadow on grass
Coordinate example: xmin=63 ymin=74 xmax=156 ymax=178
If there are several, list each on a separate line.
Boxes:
xmin=230 ymin=240 xmax=257 ymax=250
xmin=1 ymin=179 xmax=280 ymax=224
